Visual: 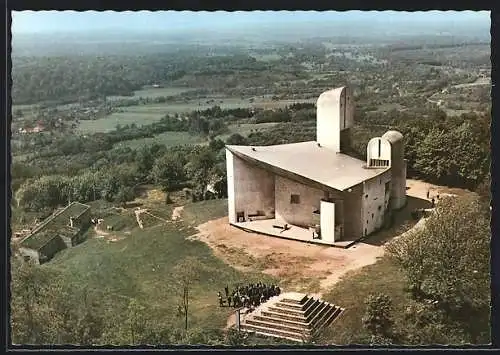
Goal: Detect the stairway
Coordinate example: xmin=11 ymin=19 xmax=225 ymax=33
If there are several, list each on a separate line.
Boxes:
xmin=240 ymin=292 xmax=344 ymax=343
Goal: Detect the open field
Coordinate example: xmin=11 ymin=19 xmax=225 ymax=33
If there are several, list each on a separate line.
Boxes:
xmin=113 ymin=131 xmax=207 ymax=149
xmin=77 ymin=111 xmax=168 ymax=133
xmin=77 ymin=96 xmax=316 ymax=133
xmin=42 ymin=198 xmax=274 ymax=336
xmin=107 ymin=87 xmax=196 ymax=101
xmin=451 ymin=76 xmax=491 ymax=89
xmin=12 ymin=103 xmax=38 ymax=111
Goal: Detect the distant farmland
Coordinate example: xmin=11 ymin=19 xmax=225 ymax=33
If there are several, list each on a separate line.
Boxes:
xmin=77 ymin=111 xmax=168 ymax=133
xmin=77 ymin=96 xmax=316 ymax=134
xmin=106 ymin=86 xmax=195 ymax=101
xmin=112 ymin=131 xmax=207 ymax=149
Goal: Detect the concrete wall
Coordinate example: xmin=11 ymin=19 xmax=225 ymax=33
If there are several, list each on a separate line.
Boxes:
xmin=72 ymin=231 xmax=88 ymax=246
xmin=275 ymin=176 xmax=326 ymax=227
xmin=226 ymin=149 xmax=237 ymax=223
xmin=39 ymin=236 xmax=67 ymax=263
xmin=389 ymin=144 xmax=406 ymax=210
xmin=361 ymin=170 xmax=392 ymax=236
xmin=390 ymin=160 xmax=407 ymax=209
xmin=316 ymin=87 xmax=354 ymax=153
xmin=75 ymin=209 xmax=91 ymax=229
xmin=227 ymin=150 xmax=275 ymax=223
xmin=320 ymin=200 xmax=336 ymax=243
xmin=382 ymin=131 xmax=406 ymax=210
xmin=61 ymin=235 xmax=73 ymax=248
xmin=342 ymin=184 xmax=363 ymax=239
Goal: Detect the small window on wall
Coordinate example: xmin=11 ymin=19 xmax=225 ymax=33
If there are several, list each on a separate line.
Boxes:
xmin=290 ymin=194 xmax=300 ymax=204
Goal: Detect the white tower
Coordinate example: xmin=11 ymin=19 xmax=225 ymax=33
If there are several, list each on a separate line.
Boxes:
xmin=316 ymin=86 xmax=354 ymax=153
xmin=382 ymin=131 xmax=406 ymax=210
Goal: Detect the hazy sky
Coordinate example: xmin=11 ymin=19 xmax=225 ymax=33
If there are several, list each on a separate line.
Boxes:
xmin=12 ymin=10 xmax=490 ymax=34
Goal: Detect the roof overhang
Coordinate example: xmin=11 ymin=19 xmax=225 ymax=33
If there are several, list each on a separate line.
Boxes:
xmin=227 ymin=146 xmax=345 ymax=200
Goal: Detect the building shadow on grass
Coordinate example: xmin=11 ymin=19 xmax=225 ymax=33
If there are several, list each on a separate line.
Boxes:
xmin=361 ymin=195 xmax=432 ymax=247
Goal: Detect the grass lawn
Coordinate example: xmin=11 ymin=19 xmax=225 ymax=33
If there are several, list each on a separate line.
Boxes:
xmin=113 ymin=131 xmax=207 ymax=150
xmin=180 ymin=199 xmax=228 ymax=226
xmin=43 ymin=199 xmax=274 ymax=339
xmin=318 ymin=256 xmax=411 ymax=345
xmin=107 ymin=87 xmax=195 ymax=101
xmin=77 ymin=111 xmax=167 ymax=133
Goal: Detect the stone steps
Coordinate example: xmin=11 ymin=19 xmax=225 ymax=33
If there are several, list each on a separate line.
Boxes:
xmin=281 ymin=295 xmax=308 ymax=305
xmin=240 ymin=292 xmax=344 ymax=343
xmin=307 ymin=301 xmax=330 ymax=327
xmin=279 ymin=296 xmax=313 ymax=309
xmin=311 ymin=305 xmax=342 ymax=335
xmin=261 ymin=310 xmax=307 ymax=323
xmin=253 ymin=314 xmax=310 ymax=329
xmin=241 ymin=323 xmax=307 ymax=342
xmin=268 ymin=305 xmax=307 ymax=317
xmin=241 ymin=328 xmax=305 ymax=343
xmin=245 ymin=318 xmax=312 ymax=335
xmin=319 ymin=306 xmax=343 ymax=330
xmin=304 ymin=299 xmax=326 ymax=320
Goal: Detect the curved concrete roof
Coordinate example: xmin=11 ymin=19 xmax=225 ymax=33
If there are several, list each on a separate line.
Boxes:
xmin=226 ymin=141 xmax=389 ymax=191
xmin=316 ymin=87 xmax=347 ymax=105
xmin=382 ymin=130 xmax=404 ymax=144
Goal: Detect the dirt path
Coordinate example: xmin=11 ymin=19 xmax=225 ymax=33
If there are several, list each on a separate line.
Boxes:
xmin=190 ymin=179 xmax=469 ymax=299
xmin=191 ymin=218 xmax=384 ymax=297
xmin=172 ymin=206 xmax=184 ymax=221
xmin=93 ymin=225 xmax=124 ymax=243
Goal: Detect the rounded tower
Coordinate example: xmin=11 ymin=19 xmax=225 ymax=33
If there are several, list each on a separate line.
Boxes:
xmin=382 ymin=130 xmax=406 ymax=210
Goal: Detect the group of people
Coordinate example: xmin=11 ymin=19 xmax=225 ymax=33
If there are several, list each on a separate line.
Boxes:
xmin=426 ymin=190 xmax=439 ymax=208
xmin=217 ymin=282 xmax=281 ymax=309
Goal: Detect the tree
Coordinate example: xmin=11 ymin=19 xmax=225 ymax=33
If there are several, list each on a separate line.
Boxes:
xmin=114 ymin=186 xmax=135 ymax=207
xmin=225 ymin=133 xmax=247 ymax=146
xmin=173 ymin=256 xmax=202 ymax=332
xmin=362 ymin=293 xmax=394 ymax=339
xmin=150 ymin=153 xmax=185 ymax=193
xmin=185 ymin=148 xmax=217 ymax=198
xmin=387 ymin=195 xmax=489 ymax=311
xmin=136 ymin=145 xmax=155 ymax=177
xmin=225 ymin=327 xmax=249 ymax=346
xmin=124 ymin=299 xmax=148 ymax=344
xmin=386 ymin=194 xmax=490 ymax=343
xmin=10 ymin=260 xmax=62 ymax=344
